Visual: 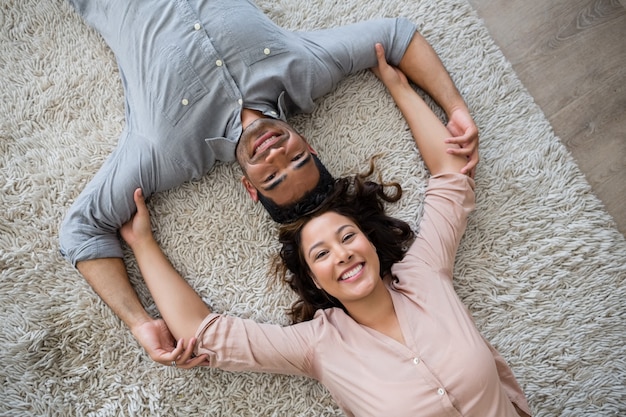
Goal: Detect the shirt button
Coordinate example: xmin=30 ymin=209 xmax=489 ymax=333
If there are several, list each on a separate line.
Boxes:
xmin=194 ymin=23 xmax=201 ymax=31
xmin=263 ymin=47 xmax=271 ymax=55
xmin=412 ymin=357 xmax=420 ymax=365
xmin=237 ymin=99 xmax=243 ymax=106
xmin=181 ymin=98 xmax=189 ymax=106
xmin=270 ymin=110 xmax=277 ymax=116
xmin=215 ymin=59 xmax=223 ymax=67
xmin=437 ymin=388 xmax=445 ymax=396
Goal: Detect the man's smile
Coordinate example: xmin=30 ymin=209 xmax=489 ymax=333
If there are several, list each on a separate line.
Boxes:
xmin=253 ymin=131 xmax=285 ymax=156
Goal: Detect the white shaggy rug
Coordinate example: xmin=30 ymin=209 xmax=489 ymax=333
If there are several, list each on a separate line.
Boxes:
xmin=1 ymin=0 xmax=625 ymax=416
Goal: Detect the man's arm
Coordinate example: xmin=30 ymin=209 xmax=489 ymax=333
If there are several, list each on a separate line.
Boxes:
xmin=77 ymin=258 xmax=154 ymax=343
xmin=77 ymin=255 xmax=207 ymax=368
xmin=297 ymin=18 xmax=476 ymax=173
xmin=59 ymin=135 xmax=207 ymax=368
xmin=397 ymin=32 xmax=479 ymax=175
xmin=304 ymin=18 xmax=478 ymax=174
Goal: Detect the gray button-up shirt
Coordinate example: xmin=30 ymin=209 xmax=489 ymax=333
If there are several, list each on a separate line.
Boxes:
xmin=60 ymin=0 xmax=416 ymax=265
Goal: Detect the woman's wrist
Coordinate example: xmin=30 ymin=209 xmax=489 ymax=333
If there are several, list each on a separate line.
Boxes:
xmin=129 ymin=235 xmax=158 ymax=255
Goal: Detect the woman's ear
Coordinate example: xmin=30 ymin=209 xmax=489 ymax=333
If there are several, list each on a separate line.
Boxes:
xmin=310 ymin=273 xmax=321 ymax=290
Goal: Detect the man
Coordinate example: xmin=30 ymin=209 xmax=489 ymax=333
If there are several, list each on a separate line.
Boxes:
xmin=60 ymin=0 xmax=479 ymax=368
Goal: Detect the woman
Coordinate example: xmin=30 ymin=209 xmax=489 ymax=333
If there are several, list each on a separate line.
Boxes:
xmin=120 ymin=45 xmax=531 ymax=416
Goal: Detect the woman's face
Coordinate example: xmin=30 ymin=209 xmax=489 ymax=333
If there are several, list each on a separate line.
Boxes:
xmin=300 ymin=212 xmax=382 ymax=304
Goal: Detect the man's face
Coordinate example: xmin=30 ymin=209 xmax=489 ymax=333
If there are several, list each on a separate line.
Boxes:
xmin=236 ymin=118 xmax=320 ymax=206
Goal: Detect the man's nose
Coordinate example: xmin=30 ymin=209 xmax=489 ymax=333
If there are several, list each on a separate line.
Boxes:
xmin=265 ymin=144 xmax=287 ymax=163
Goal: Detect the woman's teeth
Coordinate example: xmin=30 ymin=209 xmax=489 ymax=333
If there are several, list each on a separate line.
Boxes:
xmin=339 ymin=264 xmax=363 ymax=281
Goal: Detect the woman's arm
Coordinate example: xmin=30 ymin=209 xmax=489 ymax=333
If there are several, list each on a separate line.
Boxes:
xmin=398 ymin=33 xmax=479 ymax=175
xmin=120 ymin=188 xmax=211 ymax=367
xmin=372 ymin=44 xmax=471 ymax=176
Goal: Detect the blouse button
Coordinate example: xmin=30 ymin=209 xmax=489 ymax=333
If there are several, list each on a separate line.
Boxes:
xmin=437 ymin=388 xmax=445 ymax=396
xmin=194 ymin=23 xmax=201 ymax=31
xmin=215 ymin=59 xmax=223 ymax=67
xmin=412 ymin=357 xmax=420 ymax=365
xmin=263 ymin=47 xmax=271 ymax=55
xmin=237 ymin=99 xmax=243 ymax=106
xmin=181 ymin=98 xmax=189 ymax=106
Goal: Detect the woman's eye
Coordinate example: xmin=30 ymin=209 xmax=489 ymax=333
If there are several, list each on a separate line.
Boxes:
xmin=292 ymin=153 xmax=304 ymax=161
xmin=265 ymin=173 xmax=276 ymax=182
xmin=314 ymin=250 xmax=328 ymax=260
xmin=342 ymin=232 xmax=356 ymax=243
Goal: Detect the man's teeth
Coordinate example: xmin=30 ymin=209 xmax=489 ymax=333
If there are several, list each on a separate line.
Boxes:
xmin=258 ymin=135 xmax=278 ymax=151
xmin=340 ymin=264 xmax=363 ymax=281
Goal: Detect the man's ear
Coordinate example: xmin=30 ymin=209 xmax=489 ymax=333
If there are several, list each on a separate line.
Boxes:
xmin=241 ymin=176 xmax=259 ymax=202
xmin=307 ymin=143 xmax=317 ymax=155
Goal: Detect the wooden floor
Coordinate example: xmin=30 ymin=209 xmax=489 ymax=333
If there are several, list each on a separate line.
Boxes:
xmin=467 ymin=0 xmax=626 ymax=237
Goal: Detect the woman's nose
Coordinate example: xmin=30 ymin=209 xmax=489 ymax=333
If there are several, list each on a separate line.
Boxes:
xmin=336 ymin=248 xmax=353 ymax=264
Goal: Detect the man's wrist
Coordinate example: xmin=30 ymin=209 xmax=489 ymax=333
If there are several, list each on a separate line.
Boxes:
xmin=446 ymin=102 xmax=469 ymax=119
xmin=129 ymin=314 xmax=154 ymax=336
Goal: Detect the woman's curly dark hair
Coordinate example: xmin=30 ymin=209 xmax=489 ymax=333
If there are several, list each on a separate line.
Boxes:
xmin=273 ymin=157 xmax=415 ymax=323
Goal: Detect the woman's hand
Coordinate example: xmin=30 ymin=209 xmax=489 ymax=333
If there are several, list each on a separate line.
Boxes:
xmin=371 ymin=43 xmax=410 ymax=93
xmin=120 ymin=188 xmax=155 ymax=249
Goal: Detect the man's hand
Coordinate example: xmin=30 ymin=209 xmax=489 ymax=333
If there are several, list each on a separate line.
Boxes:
xmin=445 ymin=108 xmax=479 ymax=177
xmin=131 ymin=318 xmax=210 ymax=369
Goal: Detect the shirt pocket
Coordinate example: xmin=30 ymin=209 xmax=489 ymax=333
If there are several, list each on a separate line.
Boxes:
xmin=239 ymin=39 xmax=289 ymax=67
xmin=153 ymin=45 xmax=208 ymax=125
xmin=220 ymin=4 xmax=289 ymax=66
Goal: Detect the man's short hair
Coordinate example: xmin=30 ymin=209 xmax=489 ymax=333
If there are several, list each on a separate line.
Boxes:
xmin=257 ymin=154 xmax=335 ymax=223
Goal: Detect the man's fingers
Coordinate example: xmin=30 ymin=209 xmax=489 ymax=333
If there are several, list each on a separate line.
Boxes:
xmin=461 ymin=157 xmax=478 ymax=176
xmin=179 ymin=354 xmax=211 ymax=369
xmin=168 ymin=338 xmax=211 ymax=369
xmin=445 ymin=140 xmax=478 ymax=176
xmin=445 ymin=133 xmax=473 ymax=146
xmin=446 ymin=145 xmax=474 ymax=157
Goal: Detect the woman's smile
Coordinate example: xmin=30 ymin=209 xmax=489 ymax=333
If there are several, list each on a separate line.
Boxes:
xmin=338 ymin=263 xmax=364 ymax=282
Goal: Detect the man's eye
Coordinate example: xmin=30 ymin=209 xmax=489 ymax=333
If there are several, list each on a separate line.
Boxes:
xmin=265 ymin=173 xmax=276 ymax=182
xmin=292 ymin=153 xmax=304 ymax=161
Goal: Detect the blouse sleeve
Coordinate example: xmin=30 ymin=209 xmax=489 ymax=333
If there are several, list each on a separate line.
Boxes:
xmin=391 ymin=173 xmax=475 ymax=283
xmin=194 ymin=313 xmax=322 ymax=378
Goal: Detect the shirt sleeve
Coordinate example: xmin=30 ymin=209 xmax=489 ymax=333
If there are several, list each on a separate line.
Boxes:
xmin=58 ymin=130 xmax=187 ymax=266
xmin=297 ymin=17 xmax=417 ymax=100
xmin=195 ymin=313 xmax=321 ymax=378
xmin=392 ymin=173 xmax=475 ymax=282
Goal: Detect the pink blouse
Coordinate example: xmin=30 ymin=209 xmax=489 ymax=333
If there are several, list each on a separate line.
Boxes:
xmin=195 ymin=173 xmax=531 ymax=417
